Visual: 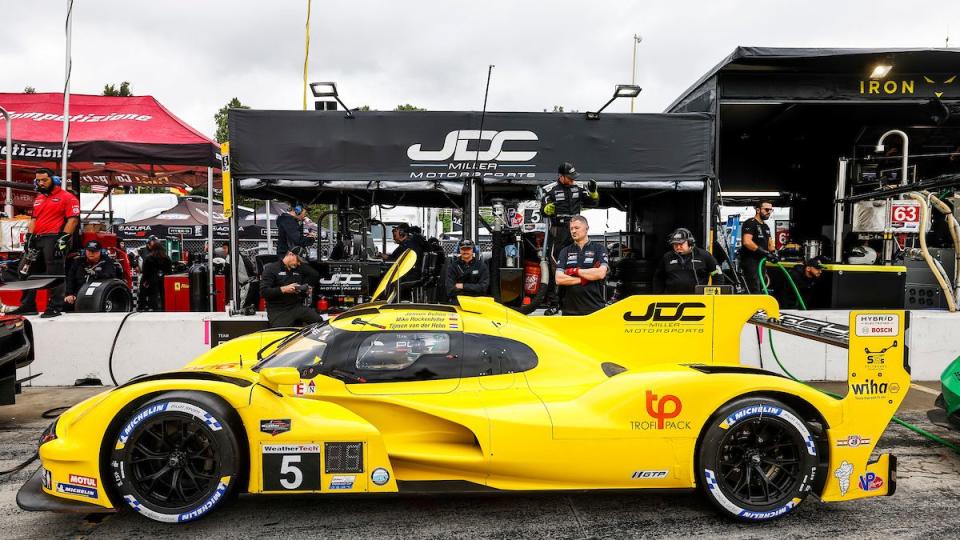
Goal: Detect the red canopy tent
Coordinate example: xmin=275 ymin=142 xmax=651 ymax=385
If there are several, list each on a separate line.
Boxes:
xmin=0 ymin=93 xmax=220 ymax=203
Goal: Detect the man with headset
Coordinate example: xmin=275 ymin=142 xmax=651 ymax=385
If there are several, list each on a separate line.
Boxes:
xmin=13 ymin=168 xmax=80 ymax=318
xmin=276 ymin=202 xmax=315 ymax=256
xmin=652 ymin=227 xmax=720 ymax=294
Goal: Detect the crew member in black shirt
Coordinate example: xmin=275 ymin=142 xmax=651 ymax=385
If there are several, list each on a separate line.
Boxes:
xmin=64 ymin=240 xmax=118 ymax=307
xmin=276 ymin=202 xmax=315 ymax=256
xmin=384 ymin=223 xmax=425 ymax=283
xmin=260 ymin=246 xmax=322 ymax=328
xmin=652 ymin=228 xmax=720 ymax=294
xmin=740 ymin=200 xmax=777 ymax=293
xmin=775 ymin=258 xmax=825 ymax=309
xmin=555 ymin=215 xmax=608 ymax=315
xmin=445 ymin=239 xmax=489 ymax=303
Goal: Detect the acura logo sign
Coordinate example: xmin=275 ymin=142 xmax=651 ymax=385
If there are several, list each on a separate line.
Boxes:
xmin=407 ymin=130 xmax=538 ymax=162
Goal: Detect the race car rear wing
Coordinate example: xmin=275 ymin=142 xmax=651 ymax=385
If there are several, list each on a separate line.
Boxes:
xmin=749 ymin=312 xmax=849 ymax=349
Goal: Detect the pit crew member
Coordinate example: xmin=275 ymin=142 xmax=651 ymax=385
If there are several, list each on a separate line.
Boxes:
xmin=740 ymin=200 xmax=777 ymax=293
xmin=14 ymin=168 xmax=80 ymax=318
xmin=261 ymin=246 xmax=322 ymax=328
xmin=555 ymin=215 xmax=608 ymax=316
xmin=652 ymin=228 xmax=720 ymax=294
xmin=445 ymin=238 xmax=489 ymax=303
xmin=540 ymin=161 xmax=599 ymax=314
xmin=64 ymin=240 xmax=118 ymax=306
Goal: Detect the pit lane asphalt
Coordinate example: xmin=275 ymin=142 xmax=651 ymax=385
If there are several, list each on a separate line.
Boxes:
xmin=1 ymin=384 xmax=958 ymax=540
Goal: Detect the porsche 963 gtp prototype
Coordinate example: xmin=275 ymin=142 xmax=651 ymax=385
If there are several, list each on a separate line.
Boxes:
xmin=18 ymin=250 xmax=909 ymax=523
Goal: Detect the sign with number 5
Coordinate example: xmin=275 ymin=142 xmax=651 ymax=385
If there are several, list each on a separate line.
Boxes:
xmin=262 ymin=444 xmax=321 ymax=492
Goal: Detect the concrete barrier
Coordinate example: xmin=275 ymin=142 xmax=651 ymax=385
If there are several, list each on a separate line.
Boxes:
xmin=16 ymin=309 xmax=959 ymax=387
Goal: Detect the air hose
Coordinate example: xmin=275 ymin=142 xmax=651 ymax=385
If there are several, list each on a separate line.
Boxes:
xmin=758 ymin=257 xmax=960 ymax=454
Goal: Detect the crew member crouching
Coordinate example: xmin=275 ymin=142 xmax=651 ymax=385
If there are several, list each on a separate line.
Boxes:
xmin=260 ymin=246 xmax=322 ymax=328
xmin=64 ymin=240 xmax=118 ymax=308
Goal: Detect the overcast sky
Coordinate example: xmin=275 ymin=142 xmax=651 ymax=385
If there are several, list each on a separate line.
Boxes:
xmin=1 ymin=1 xmax=956 ymax=139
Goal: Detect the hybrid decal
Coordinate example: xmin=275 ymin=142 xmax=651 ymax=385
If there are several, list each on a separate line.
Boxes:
xmin=407 ymin=130 xmax=539 ymax=180
xmin=631 ymin=391 xmax=689 ymax=431
xmin=854 ymin=314 xmax=899 ymax=337
xmin=623 ymin=302 xmax=706 ymax=335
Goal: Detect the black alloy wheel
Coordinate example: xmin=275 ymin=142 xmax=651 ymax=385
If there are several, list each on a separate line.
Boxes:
xmin=109 ymin=392 xmax=241 ymax=523
xmin=698 ymin=397 xmax=821 ymax=522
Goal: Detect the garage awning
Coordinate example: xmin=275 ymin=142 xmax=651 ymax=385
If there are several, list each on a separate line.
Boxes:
xmin=228 ymin=110 xmax=715 ymax=196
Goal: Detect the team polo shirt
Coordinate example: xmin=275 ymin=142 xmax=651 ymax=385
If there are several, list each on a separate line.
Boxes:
xmin=33 ymin=186 xmax=80 ymax=234
xmin=557 ymin=240 xmax=609 ymax=315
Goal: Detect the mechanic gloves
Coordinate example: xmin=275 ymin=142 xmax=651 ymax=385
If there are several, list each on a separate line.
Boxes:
xmin=55 ymin=233 xmax=72 ymax=256
xmin=23 ymin=233 xmax=33 ymax=250
xmin=542 ymin=202 xmax=556 ymax=216
xmin=587 ymin=179 xmax=599 ymax=200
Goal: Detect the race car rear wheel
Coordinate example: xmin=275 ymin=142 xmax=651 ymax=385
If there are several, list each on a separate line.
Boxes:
xmin=697 ymin=397 xmax=820 ymax=522
xmin=108 ymin=392 xmax=241 ymax=523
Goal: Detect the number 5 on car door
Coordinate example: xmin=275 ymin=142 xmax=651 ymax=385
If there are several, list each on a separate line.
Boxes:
xmin=261 ymin=444 xmax=321 ymax=492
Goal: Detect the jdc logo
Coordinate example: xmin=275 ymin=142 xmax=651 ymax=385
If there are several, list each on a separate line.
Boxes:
xmin=319 ymin=274 xmax=363 ymax=286
xmin=407 ymin=130 xmax=538 ymax=162
xmin=624 ymin=302 xmax=706 ymax=322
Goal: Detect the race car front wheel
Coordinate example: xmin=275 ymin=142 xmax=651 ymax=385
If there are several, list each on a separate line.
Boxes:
xmin=108 ymin=391 xmax=242 ymax=523
xmin=697 ymin=397 xmax=821 ymax=522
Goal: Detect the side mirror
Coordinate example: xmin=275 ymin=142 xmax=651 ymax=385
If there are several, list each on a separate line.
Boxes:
xmin=259 ymin=367 xmax=301 ymax=388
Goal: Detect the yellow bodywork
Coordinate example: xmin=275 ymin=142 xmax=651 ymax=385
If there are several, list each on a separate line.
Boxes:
xmin=34 ymin=253 xmax=908 ymax=511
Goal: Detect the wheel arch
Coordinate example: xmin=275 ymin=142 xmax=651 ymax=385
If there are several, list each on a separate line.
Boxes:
xmin=693 ymin=390 xmax=831 ymax=497
xmin=97 ymin=389 xmax=251 ymax=508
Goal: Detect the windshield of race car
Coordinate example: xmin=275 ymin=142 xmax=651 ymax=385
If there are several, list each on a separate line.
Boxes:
xmin=257 ymin=324 xmax=338 ymax=370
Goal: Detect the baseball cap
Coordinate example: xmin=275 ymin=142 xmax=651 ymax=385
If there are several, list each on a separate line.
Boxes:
xmin=804 ymin=256 xmax=827 ymax=269
xmin=147 ymin=235 xmax=159 ymax=243
xmin=667 ymin=228 xmax=694 ymax=245
xmin=558 ymin=161 xmax=579 ymax=179
xmin=289 ymin=246 xmax=309 ymax=262
xmin=458 ymin=239 xmax=475 ymax=249
xmin=85 ymin=240 xmax=102 ymax=251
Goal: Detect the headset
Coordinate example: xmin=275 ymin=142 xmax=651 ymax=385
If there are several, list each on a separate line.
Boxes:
xmin=668 ymin=227 xmax=701 ymax=285
xmin=32 ymin=168 xmax=62 ymax=191
xmin=293 ymin=202 xmax=305 ymax=215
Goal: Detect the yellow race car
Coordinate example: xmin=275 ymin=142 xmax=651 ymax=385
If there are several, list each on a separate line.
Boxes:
xmin=18 ymin=251 xmax=909 ymax=523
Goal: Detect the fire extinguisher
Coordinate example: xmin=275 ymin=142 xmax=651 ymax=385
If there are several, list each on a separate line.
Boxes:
xmin=316 ymin=297 xmax=329 ymax=313
xmin=523 ymin=260 xmax=541 ymax=304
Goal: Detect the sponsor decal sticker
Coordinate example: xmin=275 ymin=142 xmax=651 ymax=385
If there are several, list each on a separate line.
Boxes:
xmin=854 ymin=314 xmax=899 ymax=337
xmin=719 ymin=404 xmax=816 ymax=456
xmin=371 ymin=467 xmax=390 ymax=486
xmin=622 ymin=302 xmax=706 ymax=335
xmin=294 ymin=380 xmax=317 ymax=396
xmin=56 ymin=482 xmax=98 ymax=499
xmin=859 ymin=472 xmax=884 ymax=492
xmin=836 ymin=435 xmax=872 ymax=448
xmin=631 ymin=391 xmax=690 ymax=431
xmin=68 ymin=474 xmax=97 ymax=488
xmin=117 ymin=402 xmax=222 ymax=448
xmin=260 ymin=419 xmax=292 ymax=436
xmin=850 ymin=379 xmax=900 ymax=400
xmin=41 ymin=468 xmax=51 ymax=490
xmin=329 ymin=475 xmax=355 ymax=490
xmin=834 ymin=461 xmax=854 ymax=496
xmin=631 ymin=470 xmax=668 ymax=480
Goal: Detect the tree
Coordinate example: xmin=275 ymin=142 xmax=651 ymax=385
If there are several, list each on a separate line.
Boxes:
xmin=394 ymin=104 xmax=425 ymax=111
xmin=214 ymin=97 xmax=250 ymax=143
xmin=358 ymin=105 xmax=372 ymax=112
xmin=23 ymin=86 xmax=36 ymax=94
xmin=102 ymin=81 xmax=133 ymax=96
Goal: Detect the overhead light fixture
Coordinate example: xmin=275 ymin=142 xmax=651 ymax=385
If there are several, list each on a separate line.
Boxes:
xmin=869 ymin=64 xmax=893 ymax=79
xmin=586 ymin=84 xmax=642 ymax=120
xmin=309 ymin=81 xmax=354 ymax=118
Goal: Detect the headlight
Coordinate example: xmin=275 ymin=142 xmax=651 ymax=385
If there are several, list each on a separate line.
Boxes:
xmin=38 ymin=419 xmax=58 ymax=447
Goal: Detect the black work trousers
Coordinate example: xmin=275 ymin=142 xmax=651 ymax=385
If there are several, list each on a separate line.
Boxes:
xmin=544 ymin=218 xmax=573 ymax=308
xmin=267 ymin=304 xmax=324 ymax=328
xmin=19 ymin=234 xmax=67 ymax=313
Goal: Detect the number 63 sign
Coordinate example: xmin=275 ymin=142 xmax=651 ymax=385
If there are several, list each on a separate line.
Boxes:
xmin=890 ymin=201 xmax=922 ymax=233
